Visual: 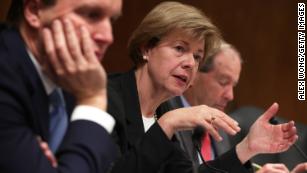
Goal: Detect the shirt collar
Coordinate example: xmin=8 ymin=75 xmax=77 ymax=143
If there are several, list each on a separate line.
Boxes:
xmin=26 ymin=48 xmax=57 ymax=95
xmin=179 ymin=95 xmax=191 ymax=107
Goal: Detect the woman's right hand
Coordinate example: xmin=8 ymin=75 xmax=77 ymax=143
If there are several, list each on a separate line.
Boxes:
xmin=157 ymin=105 xmax=240 ymax=140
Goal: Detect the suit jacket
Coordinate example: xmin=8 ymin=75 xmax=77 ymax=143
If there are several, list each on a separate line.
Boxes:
xmin=230 ymin=106 xmax=307 ymax=170
xmin=107 ymin=70 xmax=252 ymax=173
xmin=0 ymin=25 xmax=116 ymax=173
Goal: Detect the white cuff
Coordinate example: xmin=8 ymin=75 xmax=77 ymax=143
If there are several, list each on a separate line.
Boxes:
xmin=71 ymin=105 xmax=115 ymax=134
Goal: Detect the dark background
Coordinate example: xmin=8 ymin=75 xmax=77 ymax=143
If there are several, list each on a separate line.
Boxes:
xmin=1 ymin=0 xmax=306 ymax=124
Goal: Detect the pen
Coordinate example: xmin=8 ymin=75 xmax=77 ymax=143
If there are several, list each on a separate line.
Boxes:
xmin=252 ymin=163 xmax=262 ymax=171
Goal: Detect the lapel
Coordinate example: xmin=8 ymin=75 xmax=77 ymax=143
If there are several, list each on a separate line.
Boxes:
xmin=176 ymin=130 xmax=200 ymax=165
xmin=118 ymin=70 xmax=145 ymax=146
xmin=158 ymin=97 xmax=200 ymax=164
xmin=214 ymin=130 xmax=232 ymax=156
xmin=63 ymin=91 xmax=76 ymax=119
xmin=2 ymin=28 xmax=50 ymax=139
xmin=156 ymin=96 xmax=183 ymax=118
xmin=29 ymin=80 xmax=50 ymax=140
xmin=160 ymin=96 xmax=202 ymax=166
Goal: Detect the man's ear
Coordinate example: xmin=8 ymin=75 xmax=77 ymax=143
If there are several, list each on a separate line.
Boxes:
xmin=23 ymin=0 xmax=42 ymax=28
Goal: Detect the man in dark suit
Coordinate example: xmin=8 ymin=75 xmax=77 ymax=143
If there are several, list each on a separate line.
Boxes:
xmin=0 ymin=0 xmax=122 ymax=172
xmin=163 ymin=42 xmax=306 ymax=172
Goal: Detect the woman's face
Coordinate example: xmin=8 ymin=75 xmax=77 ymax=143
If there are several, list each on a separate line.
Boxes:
xmin=144 ymin=30 xmax=205 ymax=96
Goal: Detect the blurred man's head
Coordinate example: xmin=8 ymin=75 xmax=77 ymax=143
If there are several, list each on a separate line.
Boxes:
xmin=7 ymin=0 xmax=122 ymax=62
xmin=184 ymin=43 xmax=242 ymax=111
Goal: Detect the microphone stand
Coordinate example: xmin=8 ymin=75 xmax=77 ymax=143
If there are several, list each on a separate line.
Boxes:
xmin=192 ymin=126 xmax=228 ymax=173
xmin=270 ymin=118 xmax=307 ymax=161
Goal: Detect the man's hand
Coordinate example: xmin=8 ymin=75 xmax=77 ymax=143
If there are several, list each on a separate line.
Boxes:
xmin=256 ymin=163 xmax=289 ymax=173
xmin=158 ymin=105 xmax=240 ymax=139
xmin=236 ymin=103 xmax=298 ymax=163
xmin=41 ymin=18 xmax=107 ymax=110
xmin=254 ymin=162 xmax=307 ymax=173
xmin=37 ymin=137 xmax=57 ymax=168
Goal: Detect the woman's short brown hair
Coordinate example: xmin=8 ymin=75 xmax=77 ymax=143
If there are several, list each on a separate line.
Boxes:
xmin=128 ymin=1 xmax=222 ymax=66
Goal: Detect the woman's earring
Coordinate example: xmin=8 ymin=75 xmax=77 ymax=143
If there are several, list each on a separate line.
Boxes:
xmin=143 ymin=55 xmax=148 ymax=60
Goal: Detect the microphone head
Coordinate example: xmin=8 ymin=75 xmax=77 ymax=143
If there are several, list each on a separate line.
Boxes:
xmin=192 ymin=126 xmax=205 ymax=145
xmin=269 ymin=117 xmax=278 ymax=125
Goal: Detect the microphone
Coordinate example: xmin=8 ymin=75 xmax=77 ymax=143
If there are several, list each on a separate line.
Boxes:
xmin=270 ymin=117 xmax=307 ymax=161
xmin=192 ymin=126 xmax=228 ymax=173
xmin=269 ymin=117 xmax=279 ymax=125
xmin=192 ymin=126 xmax=205 ymax=145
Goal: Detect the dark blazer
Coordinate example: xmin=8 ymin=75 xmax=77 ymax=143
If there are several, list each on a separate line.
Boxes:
xmin=0 ymin=25 xmax=116 ymax=173
xmin=107 ymin=70 xmax=186 ymax=173
xmin=107 ymin=70 xmax=252 ymax=173
xmin=230 ymin=106 xmax=307 ymax=170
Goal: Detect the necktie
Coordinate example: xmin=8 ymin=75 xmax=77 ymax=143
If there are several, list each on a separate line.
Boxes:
xmin=48 ymin=88 xmax=68 ymax=152
xmin=200 ymin=132 xmax=212 ymax=161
